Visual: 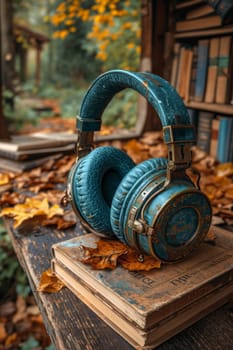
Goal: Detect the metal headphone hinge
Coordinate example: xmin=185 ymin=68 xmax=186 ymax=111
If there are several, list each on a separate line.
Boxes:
xmin=75 ymin=130 xmax=94 ymax=159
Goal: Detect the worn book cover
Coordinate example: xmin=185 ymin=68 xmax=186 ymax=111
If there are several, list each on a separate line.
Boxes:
xmin=194 ymin=39 xmax=209 ymax=102
xmin=51 ymin=227 xmax=233 ymax=347
xmin=215 ymin=36 xmax=232 ymax=103
xmin=204 ymin=37 xmax=220 ymax=103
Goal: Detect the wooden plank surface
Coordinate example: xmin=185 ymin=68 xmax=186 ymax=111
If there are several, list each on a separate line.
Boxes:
xmin=5 ymin=219 xmax=233 ymax=350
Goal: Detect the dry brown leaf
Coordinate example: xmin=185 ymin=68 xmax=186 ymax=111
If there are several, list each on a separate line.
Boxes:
xmin=225 ymin=187 xmax=233 ymax=200
xmin=0 ymin=323 xmax=7 ymax=342
xmin=204 ymin=230 xmax=217 ymax=245
xmin=81 ymin=240 xmax=128 ymax=270
xmin=123 ymin=139 xmax=149 ymax=163
xmin=34 ymin=189 xmax=64 ymax=205
xmin=4 ymin=332 xmax=18 ymax=346
xmin=149 ymin=143 xmax=168 ymax=158
xmin=215 ymin=162 xmax=233 ymax=177
xmin=119 ymin=249 xmax=161 ymax=271
xmin=38 ymin=268 xmax=64 ymax=293
xmin=80 ymin=239 xmax=161 ymax=271
xmin=140 ymin=131 xmax=163 ymax=145
xmin=42 ymin=210 xmax=77 ymax=229
xmin=0 ymin=192 xmax=26 ymax=206
xmin=12 ymin=295 xmax=27 ymax=324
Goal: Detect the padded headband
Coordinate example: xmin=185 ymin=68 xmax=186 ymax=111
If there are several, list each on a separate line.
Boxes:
xmin=77 ymin=69 xmax=191 ymax=132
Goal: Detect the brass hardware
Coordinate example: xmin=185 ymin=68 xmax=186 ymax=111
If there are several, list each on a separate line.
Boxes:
xmin=75 ymin=130 xmax=94 ymax=159
xmin=137 ymin=254 xmax=144 ymax=263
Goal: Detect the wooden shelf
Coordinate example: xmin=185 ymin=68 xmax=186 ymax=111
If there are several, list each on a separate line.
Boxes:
xmin=186 ymin=101 xmax=233 ymax=115
xmin=175 ymin=25 xmax=233 ymax=39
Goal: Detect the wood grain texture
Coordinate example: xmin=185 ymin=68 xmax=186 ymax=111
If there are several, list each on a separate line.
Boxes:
xmin=4 ymin=219 xmax=233 ymax=350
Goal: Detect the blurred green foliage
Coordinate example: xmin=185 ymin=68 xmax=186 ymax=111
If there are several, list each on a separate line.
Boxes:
xmin=0 ymin=219 xmax=30 ymax=299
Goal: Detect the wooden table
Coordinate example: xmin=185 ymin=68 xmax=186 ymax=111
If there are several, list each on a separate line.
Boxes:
xmin=4 ymin=219 xmax=233 ymax=350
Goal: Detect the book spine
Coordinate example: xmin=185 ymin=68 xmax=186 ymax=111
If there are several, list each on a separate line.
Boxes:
xmin=217 ymin=116 xmax=232 ymax=162
xmin=186 ymin=4 xmax=215 ymax=20
xmin=184 ymin=48 xmax=194 ymax=102
xmin=175 ymin=15 xmax=221 ymax=32
xmin=215 ymin=36 xmax=232 ymax=104
xmin=170 ymin=43 xmax=181 ymax=88
xmin=197 ymin=111 xmax=214 ymax=152
xmin=187 ymin=108 xmax=198 ymax=137
xmin=204 ymin=37 xmax=220 ymax=103
xmin=177 ymin=46 xmax=193 ymax=99
xmin=194 ymin=40 xmax=209 ymax=102
xmin=209 ymin=118 xmax=220 ymax=158
xmin=229 ymin=121 xmax=233 ymax=162
xmin=189 ymin=46 xmax=198 ymax=100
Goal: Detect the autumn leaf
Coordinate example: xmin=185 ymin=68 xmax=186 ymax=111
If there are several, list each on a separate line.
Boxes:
xmin=123 ymin=139 xmax=149 ymax=163
xmin=204 ymin=230 xmax=216 ymax=245
xmin=81 ymin=239 xmax=128 ymax=270
xmin=0 ymin=198 xmax=64 ymax=228
xmin=38 ymin=268 xmax=64 ymax=293
xmin=0 ymin=323 xmax=7 ymax=342
xmin=42 ymin=210 xmax=77 ymax=229
xmin=215 ymin=162 xmax=233 ymax=177
xmin=119 ymin=249 xmax=161 ymax=271
xmin=80 ymin=238 xmax=161 ymax=271
xmin=0 ymin=173 xmax=10 ymax=186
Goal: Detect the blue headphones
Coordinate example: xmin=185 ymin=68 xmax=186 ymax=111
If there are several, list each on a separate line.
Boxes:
xmin=63 ymin=70 xmax=212 ymax=262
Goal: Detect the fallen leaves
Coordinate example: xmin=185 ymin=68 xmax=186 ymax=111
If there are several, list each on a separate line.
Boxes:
xmin=0 ymin=173 xmax=10 ymax=186
xmin=0 ymin=198 xmax=64 ymax=228
xmin=38 ymin=268 xmax=64 ymax=293
xmin=0 ymin=295 xmax=51 ymax=348
xmin=80 ymin=238 xmax=161 ymax=271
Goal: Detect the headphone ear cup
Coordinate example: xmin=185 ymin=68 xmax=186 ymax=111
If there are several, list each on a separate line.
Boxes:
xmin=71 ymin=146 xmax=135 ymax=235
xmin=111 ymin=158 xmax=168 ymax=243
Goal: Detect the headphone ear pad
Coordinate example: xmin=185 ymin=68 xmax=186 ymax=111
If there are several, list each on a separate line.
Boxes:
xmin=71 ymin=146 xmax=135 ymax=235
xmin=111 ymin=158 xmax=168 ymax=243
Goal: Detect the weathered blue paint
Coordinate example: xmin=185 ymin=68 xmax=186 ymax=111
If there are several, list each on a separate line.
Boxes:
xmin=78 ymin=70 xmax=190 ymax=131
xmin=67 ymin=69 xmax=213 ymax=262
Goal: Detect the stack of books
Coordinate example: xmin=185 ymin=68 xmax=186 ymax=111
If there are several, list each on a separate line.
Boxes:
xmin=51 ymin=228 xmax=233 ymax=349
xmin=0 ymin=132 xmax=77 ymax=172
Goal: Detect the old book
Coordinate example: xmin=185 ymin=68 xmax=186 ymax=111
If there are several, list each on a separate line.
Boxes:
xmin=170 ymin=43 xmax=181 ymax=87
xmin=176 ymin=46 xmax=193 ymax=101
xmin=204 ymin=37 xmax=220 ymax=103
xmin=0 ymin=153 xmax=62 ymax=173
xmin=176 ymin=0 xmax=206 ymax=10
xmin=197 ymin=111 xmax=214 ymax=152
xmin=51 ymin=228 xmax=233 ymax=349
xmin=189 ymin=45 xmax=198 ymax=99
xmin=0 ymin=134 xmax=75 ymax=152
xmin=215 ymin=36 xmax=232 ymax=104
xmin=194 ymin=39 xmax=209 ymax=102
xmin=217 ymin=116 xmax=233 ymax=162
xmin=186 ymin=4 xmax=215 ymax=19
xmin=176 ymin=15 xmax=222 ymax=32
xmin=0 ymin=143 xmax=74 ymax=161
xmin=209 ymin=118 xmax=220 ymax=158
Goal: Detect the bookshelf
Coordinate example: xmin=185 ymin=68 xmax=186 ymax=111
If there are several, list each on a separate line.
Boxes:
xmin=149 ymin=0 xmax=233 ymax=162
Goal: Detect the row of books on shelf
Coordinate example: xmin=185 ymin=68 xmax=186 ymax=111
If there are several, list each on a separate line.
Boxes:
xmin=189 ymin=109 xmax=233 ymax=162
xmin=171 ymin=35 xmax=233 ymax=104
xmin=175 ymin=0 xmax=233 ymax=32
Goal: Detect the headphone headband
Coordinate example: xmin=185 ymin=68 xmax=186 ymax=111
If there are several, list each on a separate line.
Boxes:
xmin=76 ymin=70 xmax=196 ymax=173
xmin=78 ymin=69 xmax=190 ymax=131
